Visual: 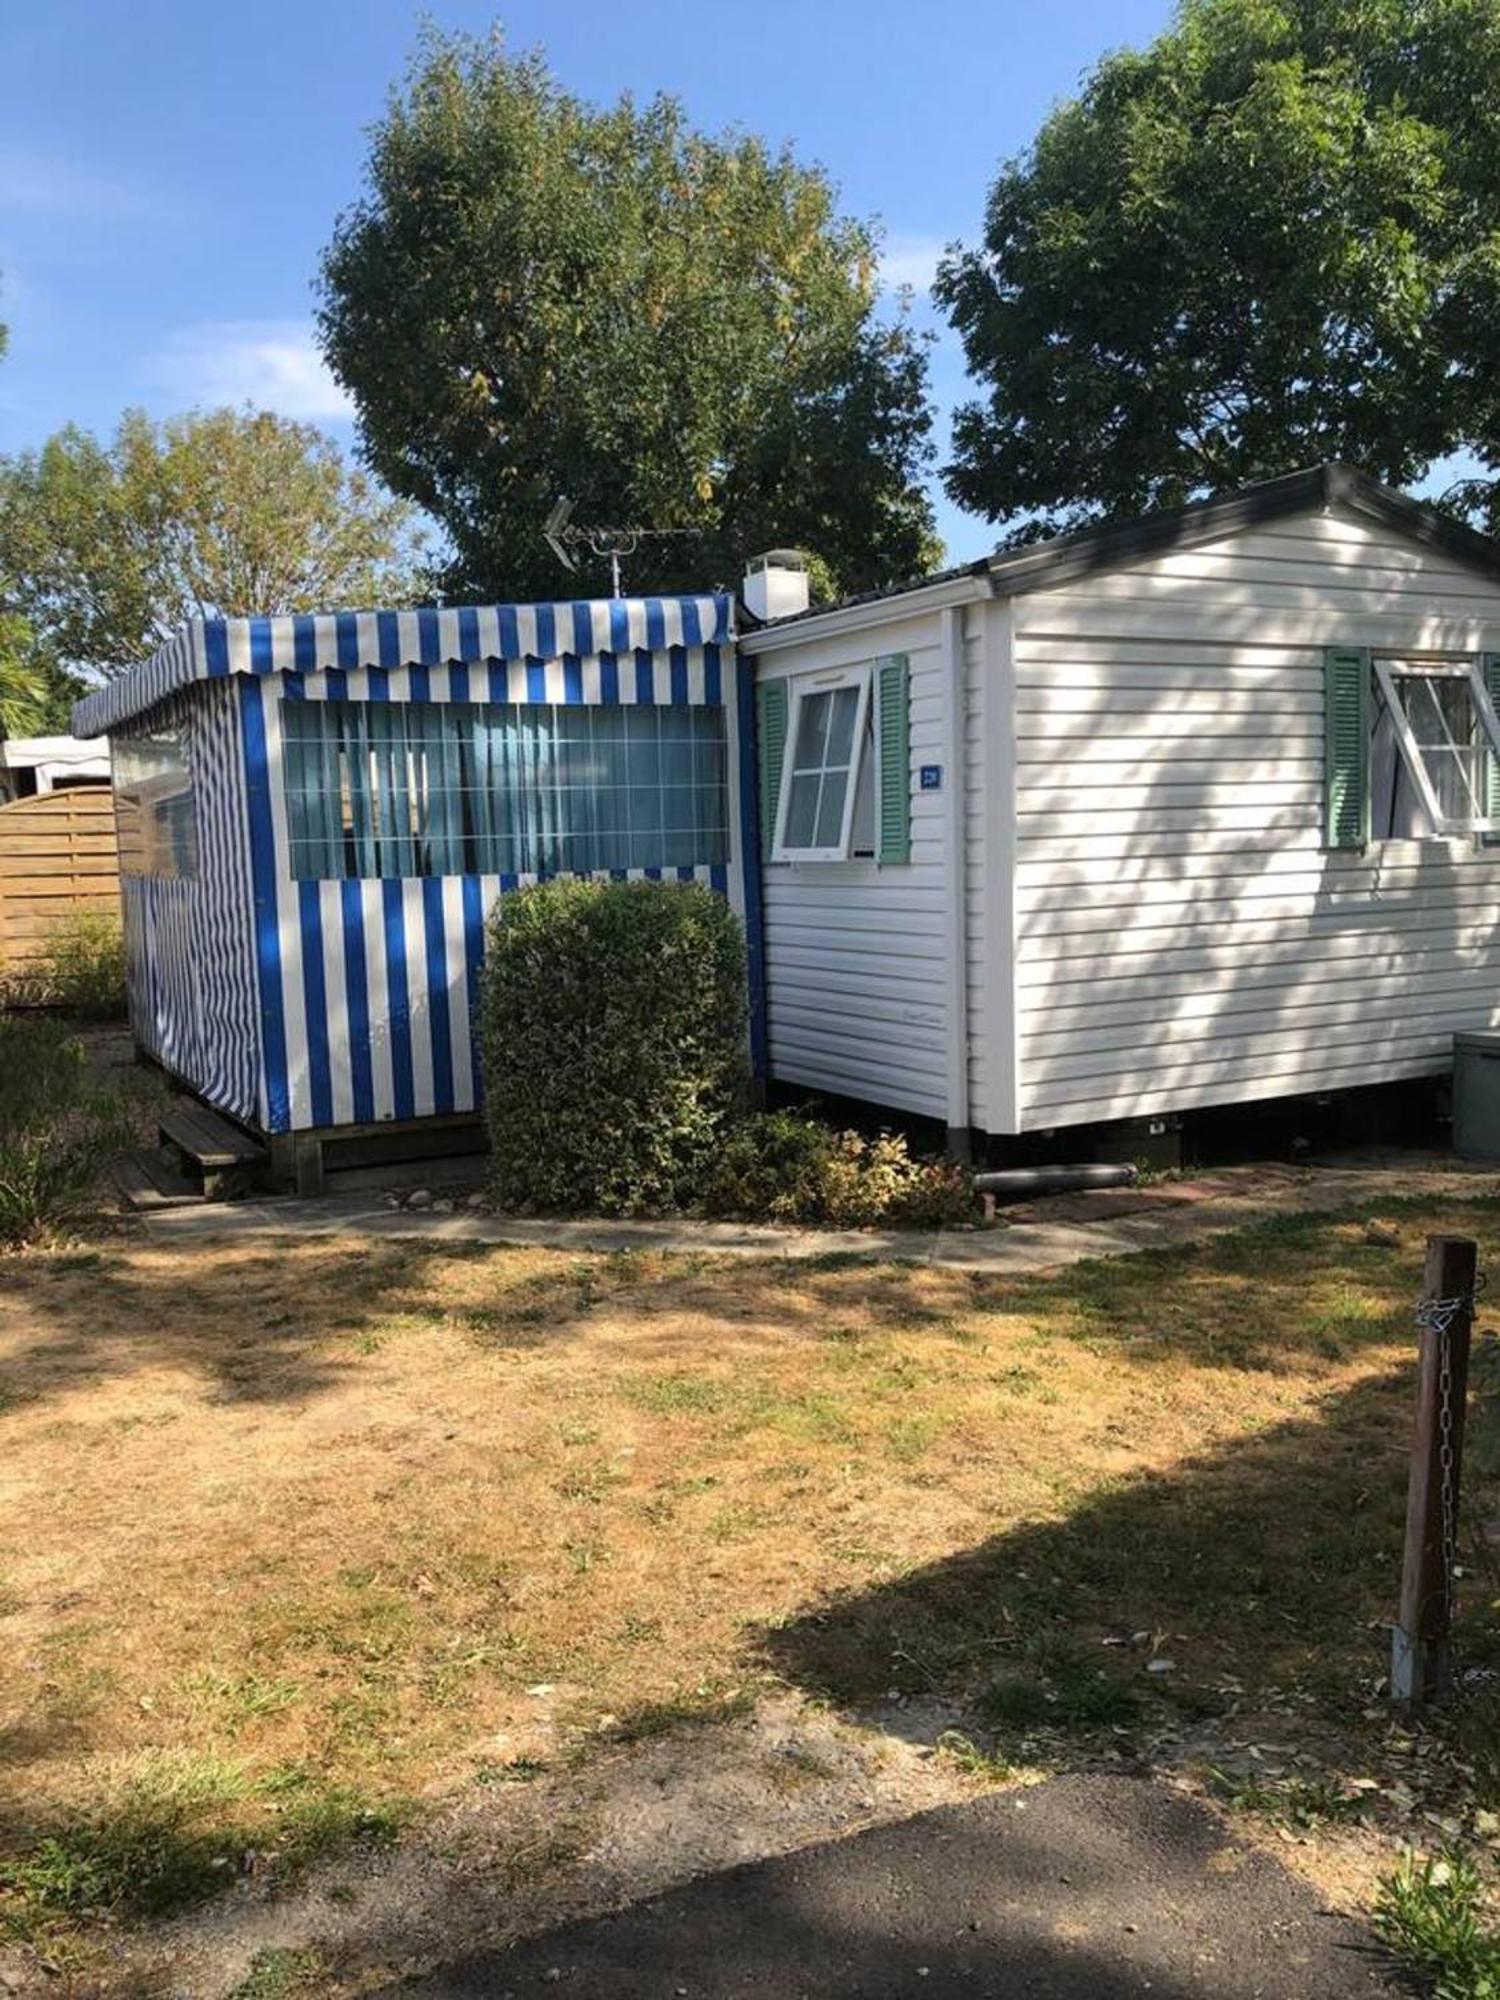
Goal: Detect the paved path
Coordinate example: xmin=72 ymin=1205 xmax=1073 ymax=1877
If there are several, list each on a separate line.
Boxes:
xmin=139 ymin=1157 xmax=1500 ymax=1275
xmin=378 ymin=1776 xmax=1396 ymax=1999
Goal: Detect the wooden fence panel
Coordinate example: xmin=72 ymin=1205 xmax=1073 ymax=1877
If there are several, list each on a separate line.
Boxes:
xmin=0 ymin=788 xmax=119 ymax=975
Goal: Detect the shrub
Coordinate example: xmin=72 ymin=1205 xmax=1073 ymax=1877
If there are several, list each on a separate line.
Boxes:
xmin=4 ymin=908 xmax=127 ymax=1018
xmin=0 ymin=1017 xmax=133 ymax=1245
xmin=480 ymin=878 xmax=749 ymax=1215
xmin=1374 ymin=1849 xmax=1500 ymax=1999
xmin=702 ymin=1111 xmax=973 ymax=1229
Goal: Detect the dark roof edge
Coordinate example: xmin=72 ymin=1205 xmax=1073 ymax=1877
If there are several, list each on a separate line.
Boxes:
xmin=984 ymin=462 xmax=1500 ymax=597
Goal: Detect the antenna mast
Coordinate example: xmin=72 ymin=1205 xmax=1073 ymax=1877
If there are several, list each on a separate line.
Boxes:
xmin=543 ymin=498 xmax=695 ymax=598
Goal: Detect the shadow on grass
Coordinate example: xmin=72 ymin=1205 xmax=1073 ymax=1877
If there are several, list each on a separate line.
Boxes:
xmin=757 ymin=1363 xmax=1431 ymax=1735
xmin=0 ymin=1236 xmax=622 ymax=1411
xmin=3 ymin=1189 xmax=1496 ymax=1416
xmin=0 ymin=1753 xmax=406 ymax=1944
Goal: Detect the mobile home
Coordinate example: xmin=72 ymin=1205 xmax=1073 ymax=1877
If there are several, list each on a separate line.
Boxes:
xmin=76 ymin=464 xmax=1500 ymax=1185
xmin=742 ymin=463 xmax=1500 ymax=1153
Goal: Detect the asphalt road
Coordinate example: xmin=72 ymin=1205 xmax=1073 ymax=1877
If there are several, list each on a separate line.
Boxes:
xmin=381 ymin=1775 xmax=1399 ymax=1999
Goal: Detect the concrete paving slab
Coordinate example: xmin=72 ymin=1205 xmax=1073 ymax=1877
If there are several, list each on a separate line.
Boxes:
xmin=135 ymin=1158 xmax=1500 ymax=1277
xmin=378 ymin=1776 xmax=1396 ymax=1999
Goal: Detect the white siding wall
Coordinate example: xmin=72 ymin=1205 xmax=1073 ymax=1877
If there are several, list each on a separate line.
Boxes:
xmin=1010 ymin=502 xmax=1500 ymax=1130
xmin=757 ymin=612 xmax=952 ymax=1121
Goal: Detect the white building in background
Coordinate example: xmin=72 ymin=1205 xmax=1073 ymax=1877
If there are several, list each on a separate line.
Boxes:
xmin=0 ymin=734 xmax=110 ymax=804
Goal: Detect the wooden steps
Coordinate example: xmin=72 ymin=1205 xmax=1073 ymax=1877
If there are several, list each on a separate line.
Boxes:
xmin=156 ymin=1102 xmax=266 ymax=1201
xmin=116 ymin=1099 xmax=269 ymax=1211
xmin=160 ymin=1103 xmax=264 ymax=1170
xmin=114 ymin=1148 xmax=209 ymax=1211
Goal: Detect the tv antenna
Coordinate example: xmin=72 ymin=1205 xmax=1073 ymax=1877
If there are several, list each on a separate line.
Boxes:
xmin=543 ymin=496 xmax=696 ymax=598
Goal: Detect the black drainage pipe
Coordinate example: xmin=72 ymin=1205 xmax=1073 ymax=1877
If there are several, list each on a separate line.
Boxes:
xmin=973 ymin=1163 xmax=1139 ymax=1201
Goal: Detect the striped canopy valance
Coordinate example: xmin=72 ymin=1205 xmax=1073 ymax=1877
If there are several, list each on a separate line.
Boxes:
xmin=73 ymin=594 xmax=735 ymax=737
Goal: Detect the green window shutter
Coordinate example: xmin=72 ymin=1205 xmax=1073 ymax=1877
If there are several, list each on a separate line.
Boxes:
xmin=756 ymin=677 xmax=788 ymax=851
xmin=1484 ymin=654 xmax=1500 ymax=843
xmin=1324 ymin=646 xmax=1370 ymax=851
xmin=876 ymin=654 xmax=911 ymax=865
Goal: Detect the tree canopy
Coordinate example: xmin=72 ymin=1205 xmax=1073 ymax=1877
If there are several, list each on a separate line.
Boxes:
xmin=0 ymin=406 xmax=422 ymax=681
xmin=936 ymin=0 xmax=1500 ymax=541
xmin=318 ymin=29 xmax=939 ymax=602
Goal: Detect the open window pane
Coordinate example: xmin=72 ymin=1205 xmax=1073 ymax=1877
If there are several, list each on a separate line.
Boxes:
xmin=1371 ymin=660 xmax=1500 ymax=837
xmin=814 ymin=769 xmax=850 ymax=847
xmin=774 ymin=672 xmax=873 ymax=859
xmin=791 ymin=691 xmax=833 ymax=771
xmin=114 ymin=723 xmax=197 ymax=879
xmin=850 ymin=704 xmax=876 ymax=855
xmin=1402 ymin=675 xmax=1485 ymax=820
xmin=823 ymin=686 xmax=859 ymax=767
xmin=784 ymin=771 xmax=821 ymax=849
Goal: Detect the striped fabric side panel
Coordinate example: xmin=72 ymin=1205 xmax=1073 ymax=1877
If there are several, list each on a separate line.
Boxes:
xmin=124 ymin=876 xmax=198 ymax=1079
xmin=73 ymin=625 xmax=203 ymax=739
xmin=73 ymin=598 xmax=735 ymax=735
xmin=120 ymin=876 xmax=155 ymax=1055
xmin=113 ymin=685 xmax=261 ymax=1122
xmin=248 ymin=643 xmax=743 ymax=1134
xmin=187 ymin=678 xmax=261 ymax=1122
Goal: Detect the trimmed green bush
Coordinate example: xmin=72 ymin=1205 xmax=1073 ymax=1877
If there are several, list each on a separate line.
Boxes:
xmin=0 ymin=1017 xmax=133 ymax=1245
xmin=480 ymin=878 xmax=749 ymax=1215
xmin=702 ymin=1111 xmax=973 ymax=1229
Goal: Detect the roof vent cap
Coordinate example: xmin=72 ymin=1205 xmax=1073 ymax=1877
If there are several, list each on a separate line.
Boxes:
xmin=743 ymin=549 xmax=811 ymax=622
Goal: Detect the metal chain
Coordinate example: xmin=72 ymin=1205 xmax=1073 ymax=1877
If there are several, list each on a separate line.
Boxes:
xmin=1415 ymin=1273 xmax=1485 ymax=1624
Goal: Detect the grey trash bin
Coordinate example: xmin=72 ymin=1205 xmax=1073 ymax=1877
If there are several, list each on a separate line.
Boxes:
xmin=1453 ymin=1031 xmax=1500 ymax=1160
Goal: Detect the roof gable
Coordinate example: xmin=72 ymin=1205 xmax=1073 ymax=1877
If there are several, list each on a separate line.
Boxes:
xmin=982 ymin=464 xmax=1500 ymax=601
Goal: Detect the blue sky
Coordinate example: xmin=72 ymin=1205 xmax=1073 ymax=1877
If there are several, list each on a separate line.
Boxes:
xmin=0 ymin=0 xmax=1176 ymax=568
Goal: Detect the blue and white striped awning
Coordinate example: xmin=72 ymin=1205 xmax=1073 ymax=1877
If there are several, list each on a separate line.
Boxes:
xmin=72 ymin=594 xmax=735 ymax=736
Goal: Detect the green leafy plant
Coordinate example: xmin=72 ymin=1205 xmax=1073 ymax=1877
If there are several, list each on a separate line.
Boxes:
xmin=0 ymin=1016 xmax=133 ymax=1245
xmin=480 ymin=878 xmax=749 ymax=1216
xmin=702 ymin=1110 xmax=972 ymax=1228
xmin=1375 ymin=1849 xmax=1500 ymax=1999
xmin=1207 ymin=1767 xmax=1363 ymax=1832
xmin=7 ymin=907 xmax=127 ymax=1017
xmin=976 ymin=1635 xmax=1140 ymax=1732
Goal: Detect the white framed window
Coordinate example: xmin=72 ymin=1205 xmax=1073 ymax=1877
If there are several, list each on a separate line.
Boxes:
xmin=1371 ymin=658 xmax=1500 ymax=839
xmin=773 ymin=667 xmax=875 ymax=861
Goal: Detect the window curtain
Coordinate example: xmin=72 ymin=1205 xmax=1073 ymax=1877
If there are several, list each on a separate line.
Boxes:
xmin=283 ymin=698 xmax=728 ymax=882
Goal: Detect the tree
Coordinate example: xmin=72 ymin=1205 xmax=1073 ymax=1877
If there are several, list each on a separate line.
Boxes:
xmin=0 ymin=407 xmax=422 ymax=679
xmin=936 ymin=0 xmax=1500 ymax=541
xmin=0 ymin=611 xmax=48 ymax=737
xmin=317 ymin=28 xmax=938 ymax=602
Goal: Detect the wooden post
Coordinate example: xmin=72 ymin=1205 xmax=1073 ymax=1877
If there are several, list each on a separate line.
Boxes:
xmin=1391 ymin=1234 xmax=1476 ymax=1708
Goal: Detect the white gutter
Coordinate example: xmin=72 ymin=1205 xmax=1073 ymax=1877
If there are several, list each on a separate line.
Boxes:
xmin=737 ymin=572 xmax=990 ymax=653
xmin=940 ymin=604 xmax=971 ymax=1153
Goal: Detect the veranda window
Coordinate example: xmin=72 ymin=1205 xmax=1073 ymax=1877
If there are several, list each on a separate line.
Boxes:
xmin=281 ymin=700 xmax=729 ymax=881
xmin=113 ymin=724 xmax=197 ymax=879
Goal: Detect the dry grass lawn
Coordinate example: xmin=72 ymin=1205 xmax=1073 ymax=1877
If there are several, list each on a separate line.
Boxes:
xmin=2 ymin=1200 xmax=1499 ymax=1979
